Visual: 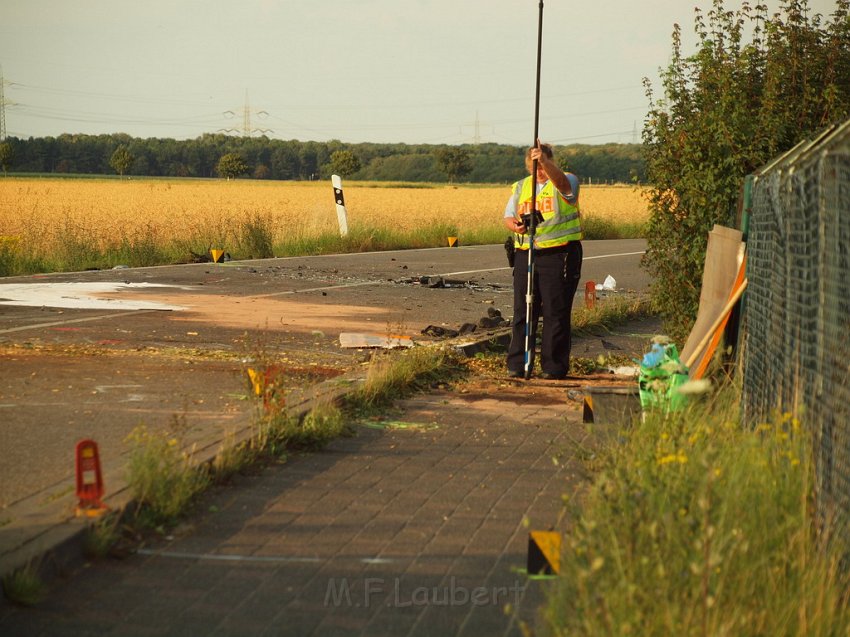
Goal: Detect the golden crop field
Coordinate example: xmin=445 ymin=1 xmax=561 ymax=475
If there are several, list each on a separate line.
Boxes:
xmin=0 ymin=177 xmax=648 ymax=271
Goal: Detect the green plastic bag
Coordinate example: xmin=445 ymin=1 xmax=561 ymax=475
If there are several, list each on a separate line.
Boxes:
xmin=638 ymin=342 xmax=688 ymax=413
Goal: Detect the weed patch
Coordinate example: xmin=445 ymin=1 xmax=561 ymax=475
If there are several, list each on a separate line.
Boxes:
xmin=572 ymin=294 xmax=655 ymax=336
xmin=239 ymin=213 xmax=275 ymax=259
xmin=542 ymin=385 xmax=850 ymax=635
xmin=345 ymin=345 xmax=465 ymax=414
xmin=125 ymin=417 xmax=209 ymax=528
xmin=2 ymin=563 xmax=46 ymax=606
xmin=82 ymin=512 xmax=122 ymax=559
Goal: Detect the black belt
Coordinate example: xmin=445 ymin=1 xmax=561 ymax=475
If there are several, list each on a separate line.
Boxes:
xmin=527 ymin=242 xmax=580 ymax=256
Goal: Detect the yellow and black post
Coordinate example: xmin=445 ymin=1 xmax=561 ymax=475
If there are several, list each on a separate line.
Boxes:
xmin=527 ymin=530 xmax=561 ymax=575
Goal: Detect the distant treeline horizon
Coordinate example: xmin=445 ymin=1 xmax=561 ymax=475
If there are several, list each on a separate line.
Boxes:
xmin=0 ymin=133 xmax=645 ymax=184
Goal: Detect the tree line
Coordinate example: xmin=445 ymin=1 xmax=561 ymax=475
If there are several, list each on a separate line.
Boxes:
xmin=0 ymin=132 xmax=645 ymax=184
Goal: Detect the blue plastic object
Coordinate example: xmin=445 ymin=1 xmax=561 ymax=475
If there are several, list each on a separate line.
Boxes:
xmin=641 ymin=343 xmax=666 ymax=368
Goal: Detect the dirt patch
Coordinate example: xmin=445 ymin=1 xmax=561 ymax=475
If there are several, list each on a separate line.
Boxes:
xmin=451 ymin=370 xmax=639 ymax=412
xmin=161 ymin=294 xmax=391 ymax=334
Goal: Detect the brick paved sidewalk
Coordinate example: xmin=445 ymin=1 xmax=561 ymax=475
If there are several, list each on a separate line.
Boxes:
xmin=0 ymin=384 xmax=586 ymax=637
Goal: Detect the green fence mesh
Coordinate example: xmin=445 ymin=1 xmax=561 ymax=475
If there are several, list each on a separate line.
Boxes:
xmin=743 ymin=121 xmax=850 ymax=536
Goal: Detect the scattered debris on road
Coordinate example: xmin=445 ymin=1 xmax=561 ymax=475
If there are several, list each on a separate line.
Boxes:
xmin=421 ymin=306 xmax=510 ymax=340
xmin=394 ymin=276 xmax=508 ymax=293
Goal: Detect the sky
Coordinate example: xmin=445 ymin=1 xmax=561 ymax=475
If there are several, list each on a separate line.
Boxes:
xmin=0 ymin=0 xmax=840 ymax=146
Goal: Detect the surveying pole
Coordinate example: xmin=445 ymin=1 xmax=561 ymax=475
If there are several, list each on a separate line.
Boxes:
xmin=523 ymin=0 xmax=545 ymax=379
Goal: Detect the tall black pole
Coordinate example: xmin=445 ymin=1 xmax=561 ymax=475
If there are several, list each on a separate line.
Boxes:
xmin=523 ymin=0 xmax=544 ymax=379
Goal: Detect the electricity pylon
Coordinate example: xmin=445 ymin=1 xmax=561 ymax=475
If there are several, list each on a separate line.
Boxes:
xmin=0 ymin=65 xmax=7 ymax=141
xmin=221 ymin=89 xmax=272 ymax=137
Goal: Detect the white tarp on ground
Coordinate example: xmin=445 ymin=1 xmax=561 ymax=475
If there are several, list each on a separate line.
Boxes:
xmin=0 ymin=282 xmax=188 ymax=311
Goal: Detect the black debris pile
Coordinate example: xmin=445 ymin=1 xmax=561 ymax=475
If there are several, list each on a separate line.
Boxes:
xmin=394 ymin=276 xmax=506 ymax=292
xmin=421 ymin=307 xmax=510 ymax=339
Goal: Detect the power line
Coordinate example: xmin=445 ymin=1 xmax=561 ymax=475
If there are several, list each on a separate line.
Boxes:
xmin=549 ymin=129 xmax=636 ymax=143
xmin=1 ymin=71 xmax=645 ymax=144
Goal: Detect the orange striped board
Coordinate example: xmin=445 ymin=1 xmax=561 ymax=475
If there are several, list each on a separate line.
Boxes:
xmin=527 ymin=531 xmax=561 ymax=575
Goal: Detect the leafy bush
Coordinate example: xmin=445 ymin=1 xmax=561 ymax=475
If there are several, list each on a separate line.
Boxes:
xmin=642 ymin=0 xmax=850 ymax=342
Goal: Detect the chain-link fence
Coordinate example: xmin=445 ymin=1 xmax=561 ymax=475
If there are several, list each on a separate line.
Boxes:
xmin=742 ymin=119 xmax=850 ymax=537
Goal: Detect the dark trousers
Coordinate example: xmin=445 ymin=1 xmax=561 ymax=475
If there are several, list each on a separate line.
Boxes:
xmin=507 ymin=242 xmax=583 ymax=376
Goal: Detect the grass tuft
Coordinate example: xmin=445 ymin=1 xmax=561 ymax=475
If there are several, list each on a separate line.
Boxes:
xmin=82 ymin=512 xmax=122 ymax=559
xmin=268 ymin=399 xmax=347 ymax=450
xmin=125 ymin=417 xmax=210 ymax=528
xmin=582 ymin=215 xmax=646 ymax=240
xmin=2 ymin=564 xmax=46 ymax=606
xmin=239 ymin=213 xmax=275 ymax=259
xmin=210 ymin=430 xmax=255 ymax=484
xmin=572 ymin=294 xmax=655 ymax=335
xmin=346 ymin=345 xmax=465 ymax=413
xmin=0 ymin=236 xmax=48 ymax=276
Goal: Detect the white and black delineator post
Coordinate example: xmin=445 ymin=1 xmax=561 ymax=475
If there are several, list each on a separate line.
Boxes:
xmin=523 ymin=0 xmax=545 ymax=380
xmin=332 ymin=174 xmax=349 ymax=236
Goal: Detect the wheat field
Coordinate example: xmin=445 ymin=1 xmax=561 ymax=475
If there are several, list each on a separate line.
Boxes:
xmin=0 ymin=177 xmax=648 ymax=272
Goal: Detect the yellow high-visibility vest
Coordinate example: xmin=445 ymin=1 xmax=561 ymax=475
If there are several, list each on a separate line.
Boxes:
xmin=512 ymin=176 xmax=583 ymax=249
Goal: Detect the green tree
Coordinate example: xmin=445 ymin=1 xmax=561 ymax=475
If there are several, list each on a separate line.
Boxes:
xmin=270 ymin=142 xmax=300 ymax=179
xmin=328 ymin=150 xmax=362 ymax=177
xmin=434 ymin=147 xmax=472 ymax=183
xmin=216 ymin=152 xmax=248 ymax=179
xmin=109 ymin=145 xmax=133 ymax=176
xmin=0 ymin=142 xmax=13 ymax=175
xmin=642 ymin=0 xmax=850 ymax=342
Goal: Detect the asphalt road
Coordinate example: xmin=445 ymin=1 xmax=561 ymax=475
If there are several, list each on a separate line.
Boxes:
xmin=0 ymin=239 xmax=647 ymax=514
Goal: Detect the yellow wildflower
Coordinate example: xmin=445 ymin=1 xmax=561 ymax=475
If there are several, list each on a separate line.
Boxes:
xmin=658 ymin=453 xmax=688 ymax=466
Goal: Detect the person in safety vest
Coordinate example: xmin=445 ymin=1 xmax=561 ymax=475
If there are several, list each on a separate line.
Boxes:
xmin=503 ymin=141 xmax=583 ymax=379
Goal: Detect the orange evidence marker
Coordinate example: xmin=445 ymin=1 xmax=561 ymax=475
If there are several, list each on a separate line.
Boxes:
xmin=75 ymin=439 xmax=108 ymax=517
xmin=584 ymin=281 xmax=596 ymax=309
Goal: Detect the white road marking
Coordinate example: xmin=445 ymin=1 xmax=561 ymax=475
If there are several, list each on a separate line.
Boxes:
xmin=583 ymin=250 xmax=646 ymax=260
xmin=0 ymin=282 xmax=190 ymax=310
xmin=441 ymin=250 xmax=645 ymax=277
xmin=0 ymin=309 xmax=160 ymax=335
